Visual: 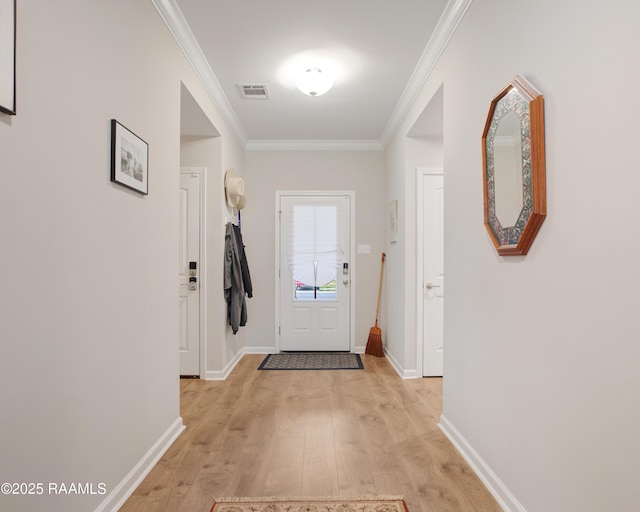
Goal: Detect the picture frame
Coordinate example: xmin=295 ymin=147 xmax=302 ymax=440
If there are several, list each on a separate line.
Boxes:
xmin=388 ymin=199 xmax=398 ymax=243
xmin=0 ymin=0 xmax=16 ymax=115
xmin=110 ymin=119 xmax=149 ymax=195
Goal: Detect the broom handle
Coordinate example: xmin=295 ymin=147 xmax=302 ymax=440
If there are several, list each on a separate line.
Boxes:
xmin=375 ymin=253 xmax=386 ymax=325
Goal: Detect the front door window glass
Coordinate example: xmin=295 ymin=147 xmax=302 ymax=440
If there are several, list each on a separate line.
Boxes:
xmin=287 ymin=204 xmax=341 ymax=301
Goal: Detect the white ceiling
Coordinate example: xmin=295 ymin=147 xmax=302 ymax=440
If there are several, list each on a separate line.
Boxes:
xmin=162 ymin=0 xmax=456 ymax=148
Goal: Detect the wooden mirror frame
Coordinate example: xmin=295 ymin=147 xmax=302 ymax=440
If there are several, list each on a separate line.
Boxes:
xmin=482 ymin=75 xmax=546 ymax=256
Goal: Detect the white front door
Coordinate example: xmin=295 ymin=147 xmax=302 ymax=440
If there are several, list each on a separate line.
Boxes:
xmin=422 ymin=174 xmax=444 ymax=376
xmin=278 ymin=194 xmax=351 ymax=351
xmin=179 ymin=170 xmax=202 ymax=375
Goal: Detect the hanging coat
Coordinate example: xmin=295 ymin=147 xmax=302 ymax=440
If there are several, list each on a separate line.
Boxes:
xmin=232 ymin=223 xmax=253 ymax=298
xmin=224 ymin=222 xmax=251 ymax=334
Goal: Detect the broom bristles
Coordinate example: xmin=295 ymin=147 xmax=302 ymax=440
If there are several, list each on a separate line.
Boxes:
xmin=366 ymin=252 xmax=386 ymax=358
xmin=365 ymin=325 xmax=384 ymax=357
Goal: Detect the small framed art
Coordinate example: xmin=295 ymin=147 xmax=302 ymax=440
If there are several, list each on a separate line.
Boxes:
xmin=110 ymin=119 xmax=148 ymax=195
xmin=388 ymin=199 xmax=398 ymax=243
xmin=0 ymin=0 xmax=16 ymax=115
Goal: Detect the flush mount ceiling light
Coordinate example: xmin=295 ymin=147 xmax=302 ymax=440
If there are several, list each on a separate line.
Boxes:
xmin=294 ymin=68 xmax=334 ymax=96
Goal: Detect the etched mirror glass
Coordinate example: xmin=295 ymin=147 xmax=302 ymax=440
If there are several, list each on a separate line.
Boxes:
xmin=482 ymin=76 xmax=546 ymax=256
xmin=493 ymin=109 xmax=524 ymax=228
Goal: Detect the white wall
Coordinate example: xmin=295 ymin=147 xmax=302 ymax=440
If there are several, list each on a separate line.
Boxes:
xmin=242 ymin=150 xmax=386 ymax=353
xmin=180 ymin=132 xmax=248 ymax=377
xmin=387 ymin=0 xmax=640 ymax=510
xmin=384 ymin=128 xmax=444 ymax=374
xmin=0 ymin=1 xmax=242 ymax=511
xmin=383 ymin=138 xmax=408 ymax=368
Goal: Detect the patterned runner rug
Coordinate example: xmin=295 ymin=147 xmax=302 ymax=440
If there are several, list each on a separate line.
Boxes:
xmin=211 ymin=496 xmax=408 ymax=512
xmin=258 ymin=352 xmax=363 ymax=370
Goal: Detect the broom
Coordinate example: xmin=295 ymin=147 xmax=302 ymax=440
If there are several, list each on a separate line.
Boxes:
xmin=365 ymin=252 xmax=386 ymax=357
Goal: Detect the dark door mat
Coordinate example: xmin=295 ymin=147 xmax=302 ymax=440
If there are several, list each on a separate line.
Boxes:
xmin=258 ymin=352 xmax=364 ymax=370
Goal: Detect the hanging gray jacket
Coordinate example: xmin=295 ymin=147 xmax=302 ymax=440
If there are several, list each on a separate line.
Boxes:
xmin=224 ymin=222 xmax=247 ymax=334
xmin=233 ymin=224 xmax=253 ymax=298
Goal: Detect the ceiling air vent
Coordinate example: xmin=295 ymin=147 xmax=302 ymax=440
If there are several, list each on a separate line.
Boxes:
xmin=237 ymin=83 xmax=269 ymax=100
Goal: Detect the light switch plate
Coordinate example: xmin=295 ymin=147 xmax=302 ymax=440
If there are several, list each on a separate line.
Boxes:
xmin=358 ymin=244 xmax=371 ymax=254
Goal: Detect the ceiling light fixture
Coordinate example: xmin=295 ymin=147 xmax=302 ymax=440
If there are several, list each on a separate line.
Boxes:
xmin=294 ymin=68 xmax=334 ymax=97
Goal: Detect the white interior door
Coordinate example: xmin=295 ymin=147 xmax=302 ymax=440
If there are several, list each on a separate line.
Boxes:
xmin=279 ymin=194 xmax=351 ymax=351
xmin=422 ymin=174 xmax=444 ymax=376
xmin=179 ymin=170 xmax=201 ymax=375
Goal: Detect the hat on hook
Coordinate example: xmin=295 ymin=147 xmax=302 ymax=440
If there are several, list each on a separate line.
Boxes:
xmin=225 ymin=169 xmax=246 ymax=209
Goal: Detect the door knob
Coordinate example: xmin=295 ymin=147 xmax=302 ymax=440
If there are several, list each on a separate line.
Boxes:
xmin=425 ymin=282 xmax=440 ymax=290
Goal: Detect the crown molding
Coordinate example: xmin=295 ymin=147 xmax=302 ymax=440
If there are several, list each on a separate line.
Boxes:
xmin=153 ymin=0 xmax=470 ymax=151
xmin=244 ymin=140 xmax=384 ymax=151
xmin=379 ymin=0 xmax=473 ymax=147
xmin=151 ymin=0 xmax=248 ymax=147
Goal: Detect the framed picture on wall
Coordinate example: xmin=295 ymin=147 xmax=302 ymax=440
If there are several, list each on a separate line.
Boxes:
xmin=0 ymin=0 xmax=16 ymax=115
xmin=389 ymin=199 xmax=398 ymax=243
xmin=110 ymin=119 xmax=149 ymax=195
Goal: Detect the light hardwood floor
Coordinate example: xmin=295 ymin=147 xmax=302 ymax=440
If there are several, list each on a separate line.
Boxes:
xmin=120 ymin=354 xmax=501 ymax=512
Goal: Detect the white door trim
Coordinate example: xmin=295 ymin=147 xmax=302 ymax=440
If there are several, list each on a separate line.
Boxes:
xmin=415 ymin=168 xmax=443 ymax=377
xmin=275 ymin=190 xmax=356 ymax=353
xmin=180 ymin=167 xmax=207 ymax=377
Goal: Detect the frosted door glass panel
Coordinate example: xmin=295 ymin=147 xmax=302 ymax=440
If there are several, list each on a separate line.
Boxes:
xmin=288 ymin=204 xmax=340 ymax=301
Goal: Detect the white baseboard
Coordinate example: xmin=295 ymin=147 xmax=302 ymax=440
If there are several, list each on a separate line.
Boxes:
xmin=401 ymin=368 xmax=420 ymax=379
xmin=243 ymin=345 xmax=276 ymax=354
xmin=384 ymin=348 xmax=403 ymax=377
xmin=203 ymin=345 xmax=398 ymax=381
xmin=439 ymin=415 xmax=526 ymax=512
xmin=94 ymin=417 xmax=185 ymax=512
xmin=204 ymin=346 xmax=274 ymax=380
xmin=383 ymin=349 xmax=420 ymax=379
xmin=204 ymin=348 xmax=245 ymax=380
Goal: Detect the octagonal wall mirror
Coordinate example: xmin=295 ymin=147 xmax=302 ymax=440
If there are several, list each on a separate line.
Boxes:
xmin=482 ymin=75 xmax=546 ymax=256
